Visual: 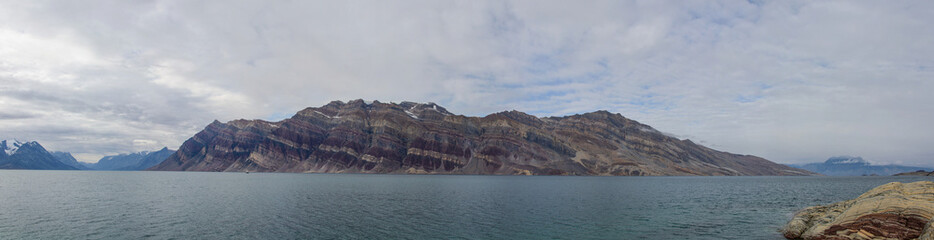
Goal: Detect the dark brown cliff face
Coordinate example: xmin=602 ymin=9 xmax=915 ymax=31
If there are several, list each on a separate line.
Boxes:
xmin=150 ymin=100 xmax=812 ymax=176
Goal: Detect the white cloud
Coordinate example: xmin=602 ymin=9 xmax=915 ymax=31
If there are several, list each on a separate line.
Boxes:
xmin=0 ymin=0 xmax=932 ymax=167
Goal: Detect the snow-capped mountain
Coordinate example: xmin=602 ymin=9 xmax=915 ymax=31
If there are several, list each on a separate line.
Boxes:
xmin=787 ymin=156 xmax=932 ymax=176
xmin=2 ymin=139 xmax=23 ymax=156
xmin=0 ymin=139 xmax=78 ymax=170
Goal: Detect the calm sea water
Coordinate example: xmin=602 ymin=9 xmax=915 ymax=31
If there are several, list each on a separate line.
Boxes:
xmin=0 ymin=171 xmax=929 ymax=239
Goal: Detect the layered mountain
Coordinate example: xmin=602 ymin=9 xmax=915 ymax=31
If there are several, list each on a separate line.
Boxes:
xmin=0 ymin=139 xmax=77 ymax=170
xmin=50 ymin=151 xmax=90 ymax=170
xmin=83 ymin=147 xmax=175 ymax=170
xmin=788 ymin=156 xmax=933 ymax=176
xmin=150 ymin=100 xmax=812 ymax=176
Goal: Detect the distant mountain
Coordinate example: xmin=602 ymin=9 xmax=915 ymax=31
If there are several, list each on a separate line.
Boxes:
xmin=84 ymin=148 xmax=175 ymax=170
xmin=50 ymin=151 xmax=90 ymax=170
xmin=0 ymin=139 xmax=77 ymax=170
xmin=121 ymin=147 xmax=175 ymax=170
xmin=151 ymin=99 xmax=813 ymax=176
xmin=85 ymin=151 xmax=149 ymax=170
xmin=787 ymin=156 xmax=933 ymax=176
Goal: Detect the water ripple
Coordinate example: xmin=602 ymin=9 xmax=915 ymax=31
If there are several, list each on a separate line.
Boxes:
xmin=0 ymin=171 xmax=929 ymax=239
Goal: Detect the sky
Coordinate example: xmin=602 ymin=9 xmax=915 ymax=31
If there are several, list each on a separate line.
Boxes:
xmin=1 ymin=1 xmax=932 ymax=166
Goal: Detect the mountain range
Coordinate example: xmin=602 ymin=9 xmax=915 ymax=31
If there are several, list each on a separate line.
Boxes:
xmin=0 ymin=139 xmax=174 ymax=171
xmin=81 ymin=147 xmax=176 ymax=171
xmin=50 ymin=151 xmax=89 ymax=170
xmin=787 ymin=156 xmax=932 ymax=176
xmin=150 ymin=100 xmax=812 ymax=176
xmin=0 ymin=140 xmax=77 ymax=170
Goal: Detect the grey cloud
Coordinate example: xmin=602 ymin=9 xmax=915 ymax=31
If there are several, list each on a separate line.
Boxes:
xmin=0 ymin=111 xmax=38 ymax=120
xmin=0 ymin=1 xmax=932 ymax=167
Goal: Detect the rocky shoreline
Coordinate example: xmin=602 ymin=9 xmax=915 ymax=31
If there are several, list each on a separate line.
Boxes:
xmin=782 ymin=181 xmax=934 ymax=240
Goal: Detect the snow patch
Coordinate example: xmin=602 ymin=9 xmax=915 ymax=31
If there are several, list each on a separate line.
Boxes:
xmin=313 ymin=110 xmax=341 ymax=119
xmin=2 ymin=139 xmax=24 ymax=155
xmin=826 ymin=156 xmax=869 ymax=165
xmin=423 ymin=103 xmax=451 ymax=116
xmin=830 ymin=158 xmax=865 ymax=164
xmin=402 ymin=105 xmax=420 ymax=119
xmin=404 ymin=109 xmax=419 ymax=119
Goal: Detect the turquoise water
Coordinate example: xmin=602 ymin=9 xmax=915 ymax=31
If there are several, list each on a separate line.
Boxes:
xmin=0 ymin=171 xmax=928 ymax=239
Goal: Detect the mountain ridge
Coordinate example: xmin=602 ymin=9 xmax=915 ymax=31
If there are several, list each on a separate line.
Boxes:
xmin=787 ymin=156 xmax=932 ymax=176
xmin=150 ymin=99 xmax=812 ymax=176
xmin=50 ymin=151 xmax=89 ymax=170
xmin=82 ymin=147 xmax=176 ymax=170
xmin=0 ymin=140 xmax=77 ymax=170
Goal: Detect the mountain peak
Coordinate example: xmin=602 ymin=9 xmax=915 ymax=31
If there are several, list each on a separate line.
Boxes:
xmin=50 ymin=151 xmax=87 ymax=170
xmin=1 ymin=139 xmax=32 ymax=155
xmin=398 ymin=101 xmax=453 ymax=116
xmin=0 ymin=140 xmax=77 ymax=170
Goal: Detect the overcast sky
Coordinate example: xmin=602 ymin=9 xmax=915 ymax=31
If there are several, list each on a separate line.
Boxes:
xmin=1 ymin=1 xmax=932 ymax=166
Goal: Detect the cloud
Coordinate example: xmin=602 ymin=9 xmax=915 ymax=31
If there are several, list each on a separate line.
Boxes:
xmin=0 ymin=111 xmax=38 ymax=120
xmin=0 ymin=0 xmax=932 ymax=167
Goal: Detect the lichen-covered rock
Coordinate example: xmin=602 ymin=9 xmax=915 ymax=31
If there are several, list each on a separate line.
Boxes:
xmin=150 ymin=99 xmax=813 ymax=176
xmin=783 ymin=181 xmax=934 ymax=240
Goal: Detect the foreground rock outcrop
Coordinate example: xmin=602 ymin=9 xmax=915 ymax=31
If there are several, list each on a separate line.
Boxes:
xmin=150 ymin=100 xmax=812 ymax=176
xmin=782 ymin=181 xmax=934 ymax=240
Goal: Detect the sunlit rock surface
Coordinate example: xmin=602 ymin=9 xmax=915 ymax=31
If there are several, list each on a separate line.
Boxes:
xmin=783 ymin=181 xmax=934 ymax=240
xmin=150 ymin=100 xmax=812 ymax=176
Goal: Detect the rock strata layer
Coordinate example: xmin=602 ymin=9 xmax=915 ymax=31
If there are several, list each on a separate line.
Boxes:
xmin=150 ymin=100 xmax=812 ymax=176
xmin=782 ymin=181 xmax=934 ymax=240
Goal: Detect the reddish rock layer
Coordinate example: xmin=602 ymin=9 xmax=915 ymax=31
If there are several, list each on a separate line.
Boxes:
xmin=150 ymin=100 xmax=812 ymax=176
xmin=783 ymin=181 xmax=934 ymax=240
